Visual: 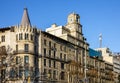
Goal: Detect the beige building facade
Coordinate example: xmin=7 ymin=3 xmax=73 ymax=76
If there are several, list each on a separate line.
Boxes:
xmin=0 ymin=8 xmax=117 ymax=83
xmin=0 ymin=8 xmax=89 ymax=83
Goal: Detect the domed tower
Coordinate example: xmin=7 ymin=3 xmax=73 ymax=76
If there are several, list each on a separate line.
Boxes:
xmin=14 ymin=8 xmax=39 ymax=77
xmin=66 ymin=12 xmax=83 ymax=41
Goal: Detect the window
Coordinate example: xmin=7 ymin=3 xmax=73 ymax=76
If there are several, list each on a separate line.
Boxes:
xmin=53 ymin=61 xmax=56 ymax=68
xmin=60 ymin=45 xmax=62 ymax=51
xmin=49 ymin=41 xmax=51 ymax=48
xmin=24 ymin=56 xmax=29 ymax=64
xmin=1 ymin=35 xmax=5 ymax=42
xmin=44 ymin=39 xmax=47 ymax=46
xmin=60 ymin=53 xmax=62 ymax=59
xmin=24 ymin=44 xmax=29 ymax=52
xmin=31 ymin=34 xmax=33 ymax=40
xmin=49 ymin=50 xmax=51 ymax=57
xmin=53 ymin=70 xmax=56 ymax=79
xmin=16 ymin=34 xmax=18 ymax=41
xmin=24 ymin=69 xmax=29 ymax=77
xmin=64 ymin=54 xmax=66 ymax=61
xmin=49 ymin=60 xmax=51 ymax=67
xmin=44 ymin=59 xmax=46 ymax=66
xmin=16 ymin=56 xmax=19 ymax=64
xmin=54 ymin=43 xmax=56 ymax=48
xmin=25 ymin=33 xmax=29 ymax=40
xmin=44 ymin=48 xmax=46 ymax=56
xmin=19 ymin=33 xmax=23 ymax=40
xmin=54 ymin=51 xmax=56 ymax=58
xmin=16 ymin=45 xmax=18 ymax=52
xmin=10 ymin=68 xmax=15 ymax=78
xmin=61 ymin=63 xmax=64 ymax=69
xmin=48 ymin=70 xmax=51 ymax=78
xmin=44 ymin=69 xmax=47 ymax=75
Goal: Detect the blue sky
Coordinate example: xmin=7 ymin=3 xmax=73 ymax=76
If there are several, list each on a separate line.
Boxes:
xmin=0 ymin=0 xmax=120 ymax=52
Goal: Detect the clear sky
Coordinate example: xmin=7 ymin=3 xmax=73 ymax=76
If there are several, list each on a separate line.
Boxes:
xmin=0 ymin=0 xmax=120 ymax=52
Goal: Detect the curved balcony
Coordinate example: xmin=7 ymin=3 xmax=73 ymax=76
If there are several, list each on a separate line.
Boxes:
xmin=13 ymin=50 xmax=35 ymax=55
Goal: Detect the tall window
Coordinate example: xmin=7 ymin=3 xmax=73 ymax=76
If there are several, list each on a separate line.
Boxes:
xmin=44 ymin=48 xmax=46 ymax=56
xmin=1 ymin=35 xmax=5 ymax=42
xmin=49 ymin=41 xmax=51 ymax=48
xmin=64 ymin=54 xmax=66 ymax=61
xmin=53 ymin=51 xmax=56 ymax=58
xmin=16 ymin=45 xmax=18 ymax=52
xmin=24 ymin=69 xmax=29 ymax=77
xmin=25 ymin=33 xmax=29 ymax=40
xmin=16 ymin=56 xmax=19 ymax=64
xmin=53 ymin=70 xmax=56 ymax=79
xmin=60 ymin=53 xmax=62 ymax=59
xmin=49 ymin=60 xmax=51 ymax=67
xmin=44 ymin=69 xmax=47 ymax=75
xmin=44 ymin=59 xmax=46 ymax=66
xmin=24 ymin=44 xmax=29 ymax=52
xmin=16 ymin=34 xmax=18 ymax=41
xmin=61 ymin=63 xmax=64 ymax=69
xmin=30 ymin=34 xmax=33 ymax=41
xmin=24 ymin=56 xmax=29 ymax=64
xmin=19 ymin=33 xmax=23 ymax=40
xmin=44 ymin=39 xmax=47 ymax=46
xmin=53 ymin=61 xmax=56 ymax=68
xmin=49 ymin=50 xmax=51 ymax=57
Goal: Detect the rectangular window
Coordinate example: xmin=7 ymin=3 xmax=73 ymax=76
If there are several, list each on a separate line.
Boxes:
xmin=16 ymin=45 xmax=18 ymax=52
xmin=60 ymin=53 xmax=62 ymax=59
xmin=44 ymin=69 xmax=47 ymax=75
xmin=25 ymin=33 xmax=29 ymax=40
xmin=24 ymin=44 xmax=29 ymax=52
xmin=64 ymin=54 xmax=66 ymax=61
xmin=49 ymin=41 xmax=51 ymax=48
xmin=61 ymin=63 xmax=64 ymax=69
xmin=1 ymin=35 xmax=5 ymax=42
xmin=24 ymin=56 xmax=29 ymax=64
xmin=16 ymin=56 xmax=19 ymax=64
xmin=60 ymin=45 xmax=62 ymax=51
xmin=54 ymin=51 xmax=56 ymax=58
xmin=53 ymin=61 xmax=56 ymax=68
xmin=53 ymin=70 xmax=56 ymax=79
xmin=48 ymin=70 xmax=51 ymax=78
xmin=19 ymin=33 xmax=23 ymax=40
xmin=44 ymin=59 xmax=46 ymax=66
xmin=44 ymin=39 xmax=47 ymax=46
xmin=49 ymin=60 xmax=51 ymax=67
xmin=49 ymin=50 xmax=51 ymax=57
xmin=16 ymin=34 xmax=18 ymax=41
xmin=44 ymin=48 xmax=46 ymax=56
xmin=24 ymin=69 xmax=29 ymax=77
xmin=31 ymin=34 xmax=33 ymax=41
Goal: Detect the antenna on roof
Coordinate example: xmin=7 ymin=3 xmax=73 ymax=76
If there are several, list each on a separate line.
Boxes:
xmin=99 ymin=33 xmax=102 ymax=48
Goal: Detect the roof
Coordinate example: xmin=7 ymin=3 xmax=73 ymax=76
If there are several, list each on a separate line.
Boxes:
xmin=21 ymin=8 xmax=31 ymax=26
xmin=89 ymin=48 xmax=101 ymax=57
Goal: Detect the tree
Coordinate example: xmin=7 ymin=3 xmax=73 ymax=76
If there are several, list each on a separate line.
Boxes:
xmin=0 ymin=45 xmax=22 ymax=83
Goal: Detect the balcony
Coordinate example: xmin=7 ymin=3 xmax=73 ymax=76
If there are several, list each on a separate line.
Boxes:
xmin=43 ymin=55 xmax=71 ymax=63
xmin=13 ymin=50 xmax=35 ymax=55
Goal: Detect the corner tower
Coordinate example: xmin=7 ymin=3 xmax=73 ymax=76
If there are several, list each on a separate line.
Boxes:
xmin=66 ymin=13 xmax=83 ymax=41
xmin=21 ymin=8 xmax=31 ymax=26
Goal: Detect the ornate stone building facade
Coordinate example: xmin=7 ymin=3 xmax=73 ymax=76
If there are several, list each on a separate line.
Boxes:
xmin=0 ymin=8 xmax=89 ymax=83
xmin=0 ymin=8 xmax=115 ymax=83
